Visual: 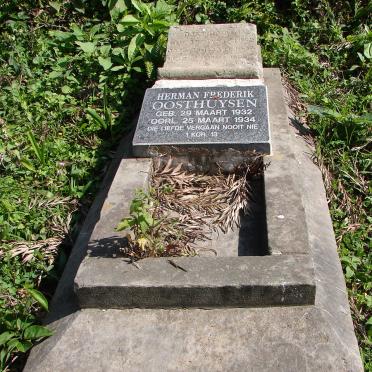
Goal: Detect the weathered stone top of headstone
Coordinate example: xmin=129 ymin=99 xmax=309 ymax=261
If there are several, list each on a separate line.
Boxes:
xmin=158 ymin=23 xmax=263 ymax=79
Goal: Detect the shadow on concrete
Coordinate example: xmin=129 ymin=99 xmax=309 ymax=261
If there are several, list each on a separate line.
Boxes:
xmin=87 ymin=236 xmax=128 ymax=258
xmin=238 ymin=178 xmax=269 ymax=256
xmin=289 ymin=117 xmax=314 ymax=149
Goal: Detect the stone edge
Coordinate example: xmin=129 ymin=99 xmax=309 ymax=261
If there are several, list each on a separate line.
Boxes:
xmin=75 ymin=255 xmax=315 ymax=308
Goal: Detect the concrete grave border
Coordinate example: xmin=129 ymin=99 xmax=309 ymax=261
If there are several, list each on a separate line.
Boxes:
xmin=74 ymin=69 xmax=316 ymax=308
xmin=24 ymin=68 xmax=363 ymax=372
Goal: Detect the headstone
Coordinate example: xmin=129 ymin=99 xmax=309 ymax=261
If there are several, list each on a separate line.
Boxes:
xmin=158 ymin=23 xmax=263 ymax=79
xmin=132 ymin=85 xmax=270 ymax=156
xmin=133 ymin=23 xmax=271 ymax=168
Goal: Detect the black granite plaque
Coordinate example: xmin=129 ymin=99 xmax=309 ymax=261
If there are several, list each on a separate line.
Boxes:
xmin=133 ymin=85 xmax=270 ymax=155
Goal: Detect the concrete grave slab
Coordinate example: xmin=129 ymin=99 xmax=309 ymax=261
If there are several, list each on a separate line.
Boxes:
xmin=24 ymin=306 xmax=362 ymax=372
xmin=158 ymin=24 xmax=263 ymax=79
xmin=24 ymin=72 xmax=363 ymax=369
xmin=73 ymin=69 xmax=315 ymax=309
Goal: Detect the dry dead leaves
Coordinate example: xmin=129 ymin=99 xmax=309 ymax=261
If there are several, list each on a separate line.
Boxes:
xmin=149 ymin=156 xmax=264 ymax=255
xmin=5 ymin=237 xmax=62 ymax=264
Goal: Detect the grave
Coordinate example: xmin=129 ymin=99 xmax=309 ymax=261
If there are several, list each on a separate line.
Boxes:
xmin=75 ymin=24 xmax=314 ymax=308
xmin=133 ymin=23 xmax=270 ymax=167
xmin=24 ymin=23 xmax=363 ymax=372
xmin=74 ymin=68 xmax=315 ymax=308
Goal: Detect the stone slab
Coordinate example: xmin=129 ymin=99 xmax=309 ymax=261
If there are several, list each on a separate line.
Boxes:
xmin=24 ymin=69 xmax=363 ymax=371
xmin=73 ymin=69 xmax=313 ymax=308
xmin=263 ymin=70 xmax=310 ymax=255
xmin=24 ymin=306 xmax=362 ymax=372
xmin=132 ymin=85 xmax=270 ymax=156
xmin=158 ymin=24 xmax=263 ymax=79
xmin=75 ymin=255 xmax=315 ymax=308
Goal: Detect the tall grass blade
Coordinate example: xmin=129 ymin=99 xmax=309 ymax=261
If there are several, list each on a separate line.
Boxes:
xmin=27 ymin=130 xmax=45 ymax=165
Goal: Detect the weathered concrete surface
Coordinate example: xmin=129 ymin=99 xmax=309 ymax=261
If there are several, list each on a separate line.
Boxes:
xmin=158 ymin=24 xmax=263 ymax=79
xmin=24 ymin=69 xmax=363 ymax=371
xmin=25 ymin=307 xmax=361 ymax=372
xmin=263 ymin=69 xmax=310 ymax=255
xmin=73 ymin=69 xmax=314 ymax=308
xmin=76 ymin=255 xmax=315 ymax=308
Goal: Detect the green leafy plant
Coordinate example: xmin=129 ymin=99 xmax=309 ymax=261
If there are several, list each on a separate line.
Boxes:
xmin=116 ymin=187 xmax=198 ymax=259
xmin=0 ymin=285 xmax=52 ymax=370
xmin=113 ymin=0 xmax=180 ymax=78
xmin=0 ymin=318 xmax=52 ymax=370
xmin=117 ymin=190 xmax=157 ymax=237
xmin=116 ymin=190 xmax=165 ymax=257
xmin=86 ymin=87 xmax=114 ymax=136
xmin=0 ymin=248 xmax=54 ymax=369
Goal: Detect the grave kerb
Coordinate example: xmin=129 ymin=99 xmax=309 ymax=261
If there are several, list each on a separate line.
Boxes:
xmin=74 ymin=69 xmax=315 ymax=308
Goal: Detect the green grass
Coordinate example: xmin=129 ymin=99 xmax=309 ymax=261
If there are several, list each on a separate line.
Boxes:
xmin=0 ymin=0 xmax=175 ymax=368
xmin=0 ymin=0 xmax=370 ymax=370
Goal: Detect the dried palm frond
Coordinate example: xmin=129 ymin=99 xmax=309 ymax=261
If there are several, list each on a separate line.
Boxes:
xmin=7 ymin=237 xmax=62 ymax=264
xmin=152 ymin=156 xmax=264 ymax=236
xmin=118 ymin=157 xmax=264 ymax=260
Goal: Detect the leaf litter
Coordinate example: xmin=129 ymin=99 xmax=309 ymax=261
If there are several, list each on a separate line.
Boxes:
xmin=119 ymin=155 xmax=265 ymax=260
